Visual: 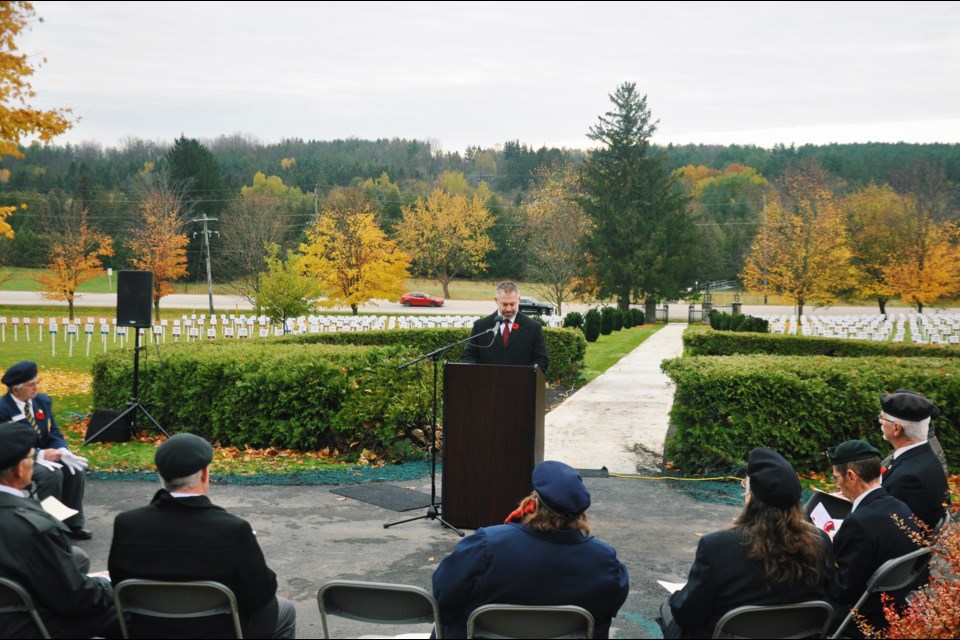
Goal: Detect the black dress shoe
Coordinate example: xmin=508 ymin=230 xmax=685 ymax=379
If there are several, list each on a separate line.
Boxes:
xmin=68 ymin=527 xmax=93 ymax=540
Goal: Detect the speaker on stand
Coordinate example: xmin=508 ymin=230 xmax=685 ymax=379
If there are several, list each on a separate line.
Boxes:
xmin=84 ymin=271 xmax=170 ymax=444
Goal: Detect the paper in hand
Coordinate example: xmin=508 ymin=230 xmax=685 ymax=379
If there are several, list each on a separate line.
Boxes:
xmin=40 ymin=496 xmax=79 ymax=522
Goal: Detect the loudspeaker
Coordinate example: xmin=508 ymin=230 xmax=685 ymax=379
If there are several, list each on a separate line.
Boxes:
xmin=117 ymin=270 xmax=153 ymax=328
xmin=85 ymin=408 xmax=131 ymax=443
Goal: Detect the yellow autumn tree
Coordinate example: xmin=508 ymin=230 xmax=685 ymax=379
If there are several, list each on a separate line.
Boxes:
xmin=300 ymin=187 xmax=409 ymax=315
xmin=0 ymin=1 xmax=73 ymax=237
xmin=396 ymin=188 xmax=494 ymax=298
xmin=841 ymin=183 xmax=912 ymax=313
xmin=129 ymin=193 xmax=189 ymax=321
xmin=883 ymin=216 xmax=960 ymax=313
xmin=741 ymin=164 xmax=857 ymax=320
xmin=37 ymin=206 xmax=113 ymax=320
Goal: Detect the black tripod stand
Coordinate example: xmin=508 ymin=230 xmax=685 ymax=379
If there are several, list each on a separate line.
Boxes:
xmin=384 ymin=324 xmax=503 ymax=535
xmin=84 ymin=328 xmax=169 ymax=444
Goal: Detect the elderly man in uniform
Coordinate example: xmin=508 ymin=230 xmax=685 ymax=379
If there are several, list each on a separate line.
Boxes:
xmin=0 ymin=360 xmax=90 ymax=539
xmin=826 ymin=440 xmax=922 ymax=636
xmin=0 ymin=422 xmax=118 ymax=638
xmin=878 ymin=390 xmax=950 ymax=532
xmin=108 ymin=433 xmax=296 ymax=639
xmin=432 ymin=460 xmax=629 ymax=638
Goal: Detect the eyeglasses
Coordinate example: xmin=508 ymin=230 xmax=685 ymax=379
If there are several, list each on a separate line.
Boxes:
xmin=877 ymin=413 xmax=898 ymax=425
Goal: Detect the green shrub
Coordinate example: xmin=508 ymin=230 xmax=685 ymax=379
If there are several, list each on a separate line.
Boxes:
xmin=563 ymin=311 xmax=584 ymax=330
xmin=628 ymin=308 xmax=645 ymax=326
xmin=612 ymin=308 xmax=624 ymax=331
xmin=661 ymin=355 xmax=960 ymax=474
xmin=600 ymin=307 xmax=616 ymax=335
xmin=684 ymin=326 xmax=960 ymax=358
xmin=584 ymin=309 xmax=601 ymax=343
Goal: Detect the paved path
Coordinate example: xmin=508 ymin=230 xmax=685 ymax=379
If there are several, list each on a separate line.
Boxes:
xmin=545 ymin=323 xmax=686 ymax=474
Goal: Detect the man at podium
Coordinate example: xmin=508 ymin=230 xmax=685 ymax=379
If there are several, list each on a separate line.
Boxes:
xmin=461 ymin=281 xmax=549 ymax=372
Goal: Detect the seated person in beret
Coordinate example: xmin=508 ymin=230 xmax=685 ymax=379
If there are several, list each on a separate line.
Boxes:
xmin=659 ymin=448 xmax=837 ymax=639
xmin=108 ymin=433 xmax=296 ymax=639
xmin=878 ymin=391 xmax=950 ymax=531
xmin=0 ymin=422 xmax=118 ymax=638
xmin=826 ymin=439 xmax=923 ymax=637
xmin=0 ymin=360 xmax=91 ymax=540
xmin=432 ymin=460 xmax=629 ymax=638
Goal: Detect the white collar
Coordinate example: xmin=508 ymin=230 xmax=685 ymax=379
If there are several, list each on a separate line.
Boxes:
xmin=851 ymin=485 xmax=883 ymax=512
xmin=892 ymin=440 xmax=927 ymax=459
xmin=0 ymin=484 xmax=25 ymax=498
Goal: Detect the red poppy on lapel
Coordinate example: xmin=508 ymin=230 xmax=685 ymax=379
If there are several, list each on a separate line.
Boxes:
xmin=880 ymin=466 xmax=887 ymax=475
xmin=512 ymin=323 xmax=520 ymax=331
xmin=36 ymin=409 xmax=45 ymax=420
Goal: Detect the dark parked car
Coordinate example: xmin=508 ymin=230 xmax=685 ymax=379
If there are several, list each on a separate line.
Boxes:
xmin=519 ymin=296 xmax=555 ymax=316
xmin=400 ymin=292 xmax=444 ymax=307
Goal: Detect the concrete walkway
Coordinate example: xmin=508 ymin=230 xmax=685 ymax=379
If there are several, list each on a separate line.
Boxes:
xmin=545 ymin=323 xmax=686 ymax=474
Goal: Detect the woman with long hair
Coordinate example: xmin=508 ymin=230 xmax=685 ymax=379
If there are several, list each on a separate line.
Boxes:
xmin=659 ymin=447 xmax=837 ymax=638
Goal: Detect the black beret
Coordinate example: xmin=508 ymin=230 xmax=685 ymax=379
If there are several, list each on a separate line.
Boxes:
xmin=1 ymin=361 xmax=37 ymax=387
xmin=0 ymin=422 xmax=37 ymax=470
xmin=533 ymin=460 xmax=591 ymax=519
xmin=747 ymin=447 xmax=801 ymax=508
xmin=155 ymin=433 xmax=213 ymax=480
xmin=828 ymin=439 xmax=881 ymax=465
xmin=884 ymin=390 xmax=940 ymax=420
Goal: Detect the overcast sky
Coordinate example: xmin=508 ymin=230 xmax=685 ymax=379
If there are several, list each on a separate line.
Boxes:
xmin=19 ymin=1 xmax=960 ymax=153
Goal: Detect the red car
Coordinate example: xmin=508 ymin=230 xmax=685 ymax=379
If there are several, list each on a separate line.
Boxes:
xmin=400 ymin=292 xmax=444 ymax=307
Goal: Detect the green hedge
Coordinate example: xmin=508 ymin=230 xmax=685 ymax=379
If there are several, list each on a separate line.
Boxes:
xmin=93 ymin=342 xmax=429 ymax=453
xmin=684 ymin=326 xmax=960 ymax=358
xmin=661 ymin=355 xmax=960 ymax=474
xmin=92 ymin=327 xmax=586 ymax=453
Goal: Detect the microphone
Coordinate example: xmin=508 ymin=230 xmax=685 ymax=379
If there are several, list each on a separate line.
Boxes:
xmin=494 ymin=315 xmax=506 ymax=327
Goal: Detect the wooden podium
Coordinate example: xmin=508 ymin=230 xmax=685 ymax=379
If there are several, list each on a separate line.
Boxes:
xmin=442 ymin=363 xmax=545 ymax=529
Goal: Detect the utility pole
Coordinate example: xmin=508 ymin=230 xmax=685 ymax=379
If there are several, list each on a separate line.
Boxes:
xmin=191 ymin=216 xmax=219 ymax=317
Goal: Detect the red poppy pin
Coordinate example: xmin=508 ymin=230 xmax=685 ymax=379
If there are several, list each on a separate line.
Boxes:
xmin=512 ymin=323 xmax=520 ymax=331
xmin=880 ymin=465 xmax=887 ymax=475
xmin=36 ymin=409 xmax=45 ymax=420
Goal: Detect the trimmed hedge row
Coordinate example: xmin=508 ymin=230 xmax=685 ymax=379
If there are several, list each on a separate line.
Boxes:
xmin=661 ymin=355 xmax=960 ymax=474
xmin=93 ymin=342 xmax=429 ymax=453
xmin=92 ymin=327 xmax=586 ymax=453
xmin=684 ymin=326 xmax=960 ymax=358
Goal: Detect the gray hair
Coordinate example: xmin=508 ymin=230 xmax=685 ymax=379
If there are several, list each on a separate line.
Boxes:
xmin=160 ymin=469 xmax=203 ymax=492
xmin=496 ymin=281 xmax=520 ymax=297
xmin=897 ymin=416 xmax=930 ymax=441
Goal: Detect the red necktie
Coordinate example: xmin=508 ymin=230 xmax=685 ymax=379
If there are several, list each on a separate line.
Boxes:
xmin=502 ymin=321 xmax=510 ymax=346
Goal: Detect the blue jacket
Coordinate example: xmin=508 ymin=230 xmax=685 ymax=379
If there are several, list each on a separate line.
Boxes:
xmin=0 ymin=392 xmax=67 ymax=450
xmin=432 ymin=523 xmax=628 ymax=638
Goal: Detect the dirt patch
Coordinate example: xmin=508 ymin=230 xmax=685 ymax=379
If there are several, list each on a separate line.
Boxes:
xmin=545 ymin=383 xmax=578 ymax=412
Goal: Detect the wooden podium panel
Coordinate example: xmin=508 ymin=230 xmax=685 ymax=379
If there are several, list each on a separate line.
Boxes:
xmin=442 ymin=363 xmax=545 ymax=529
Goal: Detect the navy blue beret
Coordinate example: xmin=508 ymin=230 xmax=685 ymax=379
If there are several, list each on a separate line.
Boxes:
xmin=1 ymin=361 xmax=37 ymax=387
xmin=0 ymin=422 xmax=37 ymax=470
xmin=747 ymin=447 xmax=801 ymax=508
xmin=155 ymin=433 xmax=214 ymax=480
xmin=533 ymin=460 xmax=591 ymax=519
xmin=883 ymin=391 xmax=939 ymax=421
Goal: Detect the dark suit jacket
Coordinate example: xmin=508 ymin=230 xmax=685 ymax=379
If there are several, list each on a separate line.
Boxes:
xmin=827 ymin=488 xmax=921 ymax=632
xmin=109 ymin=489 xmax=279 ymax=637
xmin=0 ymin=392 xmax=67 ymax=449
xmin=668 ymin=527 xmax=836 ymax=638
xmin=461 ymin=312 xmax=549 ymax=372
xmin=882 ymin=442 xmax=949 ymax=531
xmin=433 ymin=523 xmax=628 ymax=639
xmin=0 ymin=492 xmax=114 ymax=637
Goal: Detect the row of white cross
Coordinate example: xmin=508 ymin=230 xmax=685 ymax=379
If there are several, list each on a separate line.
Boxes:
xmin=757 ymin=313 xmax=960 ymax=345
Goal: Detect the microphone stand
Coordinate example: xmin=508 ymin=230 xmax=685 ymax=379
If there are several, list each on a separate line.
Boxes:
xmin=383 ymin=320 xmax=504 ymax=535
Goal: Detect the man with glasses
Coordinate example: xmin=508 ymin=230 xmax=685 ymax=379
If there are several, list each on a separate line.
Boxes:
xmin=0 ymin=361 xmax=91 ymax=539
xmin=826 ymin=440 xmax=921 ymax=636
xmin=0 ymin=422 xmax=118 ymax=638
xmin=878 ymin=391 xmax=950 ymax=532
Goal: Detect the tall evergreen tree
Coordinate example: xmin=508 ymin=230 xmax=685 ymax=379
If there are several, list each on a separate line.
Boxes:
xmin=580 ymin=83 xmax=697 ymax=311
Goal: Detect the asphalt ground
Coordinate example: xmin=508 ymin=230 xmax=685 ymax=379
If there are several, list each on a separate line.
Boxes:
xmin=75 ymin=472 xmax=743 ymax=639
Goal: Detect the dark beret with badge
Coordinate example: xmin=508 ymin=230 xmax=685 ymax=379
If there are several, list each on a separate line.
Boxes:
xmin=533 ymin=460 xmax=591 ymax=520
xmin=0 ymin=421 xmax=37 ymax=470
xmin=828 ymin=439 xmax=881 ymax=465
xmin=155 ymin=433 xmax=214 ymax=480
xmin=882 ymin=390 xmax=939 ymax=421
xmin=1 ymin=361 xmax=38 ymax=387
xmin=747 ymin=447 xmax=801 ymax=508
